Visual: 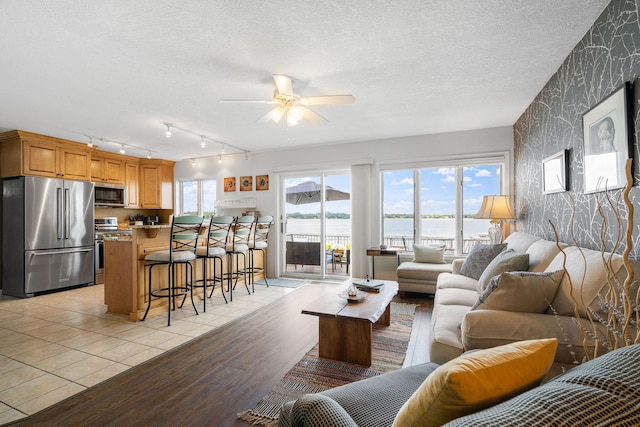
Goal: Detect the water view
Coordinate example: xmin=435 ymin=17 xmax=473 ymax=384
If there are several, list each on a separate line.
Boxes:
xmin=286 ymin=218 xmax=491 ymax=239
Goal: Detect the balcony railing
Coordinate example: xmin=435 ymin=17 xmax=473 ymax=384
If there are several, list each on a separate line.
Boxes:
xmin=286 ymin=234 xmax=489 ymax=253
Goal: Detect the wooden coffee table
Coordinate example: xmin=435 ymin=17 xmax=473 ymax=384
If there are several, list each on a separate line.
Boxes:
xmin=302 ymin=279 xmax=399 ymax=366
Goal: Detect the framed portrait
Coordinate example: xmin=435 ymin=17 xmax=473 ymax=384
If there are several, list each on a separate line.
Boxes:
xmin=240 ymin=175 xmax=252 ymax=192
xmin=582 ymin=82 xmax=632 ymax=194
xmin=223 ymin=177 xmax=236 ymax=192
xmin=542 ymin=150 xmax=568 ymax=194
xmin=256 ymin=174 xmax=269 ymax=191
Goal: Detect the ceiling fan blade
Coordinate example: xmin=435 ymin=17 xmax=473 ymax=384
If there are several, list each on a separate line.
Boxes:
xmin=300 ymin=94 xmax=355 ymax=105
xmin=218 ymin=99 xmax=277 ymax=104
xmin=300 ymin=106 xmax=328 ymax=125
xmin=272 ymin=74 xmax=293 ymax=96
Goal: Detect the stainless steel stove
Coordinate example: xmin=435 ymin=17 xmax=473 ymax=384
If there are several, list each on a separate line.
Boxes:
xmin=94 ymin=217 xmax=132 ymax=284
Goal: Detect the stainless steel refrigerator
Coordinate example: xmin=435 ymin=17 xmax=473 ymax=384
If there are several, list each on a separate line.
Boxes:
xmin=2 ymin=176 xmax=94 ymax=297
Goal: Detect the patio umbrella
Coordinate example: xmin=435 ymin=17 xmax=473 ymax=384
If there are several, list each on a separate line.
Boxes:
xmin=286 ymin=181 xmax=350 ymax=205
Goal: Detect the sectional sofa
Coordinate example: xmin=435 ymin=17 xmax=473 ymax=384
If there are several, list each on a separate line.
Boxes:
xmin=278 ymin=232 xmax=640 ymax=426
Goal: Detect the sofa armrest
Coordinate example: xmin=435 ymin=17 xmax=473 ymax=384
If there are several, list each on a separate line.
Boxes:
xmin=285 ymin=394 xmax=358 ymax=427
xmin=397 ymin=251 xmax=414 ymax=263
xmin=461 ymin=309 xmax=608 ymax=364
xmin=451 ymin=258 xmax=465 ymax=274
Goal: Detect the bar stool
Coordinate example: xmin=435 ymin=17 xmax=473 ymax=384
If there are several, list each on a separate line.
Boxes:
xmin=247 ymin=215 xmax=273 ymax=291
xmin=224 ymin=215 xmax=254 ymax=301
xmin=195 ymin=215 xmax=233 ymax=311
xmin=142 ymin=215 xmax=203 ymax=326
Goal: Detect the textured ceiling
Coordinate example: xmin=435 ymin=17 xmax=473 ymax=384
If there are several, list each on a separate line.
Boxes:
xmin=0 ymin=0 xmax=611 ymax=161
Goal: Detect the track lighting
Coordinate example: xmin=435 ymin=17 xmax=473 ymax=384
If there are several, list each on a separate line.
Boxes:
xmin=191 ymin=159 xmax=196 ymax=166
xmin=245 ymin=152 xmax=248 ymax=161
xmin=119 ymin=144 xmax=125 ymax=154
xmin=160 ymin=121 xmax=251 ymax=160
xmin=147 ymin=151 xmax=152 ymax=159
xmin=87 ymin=136 xmax=94 ymax=148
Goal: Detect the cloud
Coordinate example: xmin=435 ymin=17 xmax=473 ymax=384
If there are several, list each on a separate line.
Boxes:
xmin=392 ymin=177 xmax=414 ymax=186
xmin=468 ymin=183 xmax=482 ymax=187
xmin=441 ymin=175 xmax=455 ymax=183
xmin=475 ymin=169 xmax=492 ymax=177
xmin=385 ymin=200 xmax=414 ymax=214
xmin=435 ymin=167 xmax=455 ymax=176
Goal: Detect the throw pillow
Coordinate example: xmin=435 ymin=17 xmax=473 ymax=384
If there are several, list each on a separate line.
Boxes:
xmin=476 ymin=249 xmax=530 ymax=292
xmin=412 ymin=245 xmax=446 ymax=264
xmin=459 ymin=243 xmax=507 ymax=280
xmin=392 ymin=338 xmax=558 ymax=427
xmin=472 ymin=270 xmax=565 ymax=313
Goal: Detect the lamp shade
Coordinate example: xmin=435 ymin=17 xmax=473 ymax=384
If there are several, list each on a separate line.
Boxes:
xmin=475 ymin=195 xmax=515 ymax=220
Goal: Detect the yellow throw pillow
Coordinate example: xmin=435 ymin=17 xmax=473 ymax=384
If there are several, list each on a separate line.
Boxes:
xmin=392 ymin=338 xmax=558 ymax=427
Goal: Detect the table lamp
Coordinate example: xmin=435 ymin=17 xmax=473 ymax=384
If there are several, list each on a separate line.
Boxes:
xmin=475 ymin=195 xmax=516 ymax=244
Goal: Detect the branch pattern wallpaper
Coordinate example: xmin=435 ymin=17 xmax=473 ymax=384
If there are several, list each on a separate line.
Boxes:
xmin=514 ymin=0 xmax=640 ymax=259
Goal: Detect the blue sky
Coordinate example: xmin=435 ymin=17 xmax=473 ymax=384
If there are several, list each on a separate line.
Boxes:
xmin=383 ymin=165 xmax=501 ymax=215
xmin=282 ymin=164 xmax=501 ymax=215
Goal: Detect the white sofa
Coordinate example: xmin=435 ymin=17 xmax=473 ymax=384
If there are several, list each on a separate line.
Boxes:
xmin=396 ymin=248 xmax=453 ymax=295
xmin=429 ymin=232 xmax=639 ymax=365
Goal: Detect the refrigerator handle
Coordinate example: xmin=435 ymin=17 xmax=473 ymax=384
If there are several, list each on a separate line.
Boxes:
xmin=64 ymin=188 xmax=70 ymax=239
xmin=57 ymin=187 xmax=63 ymax=240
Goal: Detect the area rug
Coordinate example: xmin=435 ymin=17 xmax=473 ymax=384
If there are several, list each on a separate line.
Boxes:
xmin=238 ymin=302 xmax=416 ymax=426
xmin=254 ymin=278 xmax=309 ymax=288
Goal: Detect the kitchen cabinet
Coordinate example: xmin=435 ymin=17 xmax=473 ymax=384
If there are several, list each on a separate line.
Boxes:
xmin=90 ymin=153 xmax=125 ymax=184
xmin=124 ymin=160 xmax=139 ymax=207
xmin=139 ymin=159 xmax=175 ymax=209
xmin=0 ymin=130 xmax=91 ymax=180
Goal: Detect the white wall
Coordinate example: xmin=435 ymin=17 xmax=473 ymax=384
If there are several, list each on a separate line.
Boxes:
xmin=175 ymin=126 xmax=515 ymax=277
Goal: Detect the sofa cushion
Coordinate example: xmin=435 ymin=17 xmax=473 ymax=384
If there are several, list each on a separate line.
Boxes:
xmin=393 ymin=339 xmax=558 ymax=427
xmin=289 ymin=394 xmax=358 ymax=427
xmin=412 ymin=245 xmax=446 ymax=263
xmin=436 ymin=272 xmax=478 ymax=292
xmin=545 ymin=246 xmax=624 ymax=317
xmin=397 ymin=262 xmax=453 ymax=282
xmin=459 ymin=243 xmax=507 ymax=280
xmin=526 ymin=239 xmax=567 ymax=272
xmin=473 ymin=270 xmax=564 ymax=313
xmin=477 ymin=249 xmax=530 ymax=292
xmin=443 ymin=343 xmax=640 ymax=426
xmin=503 ymin=232 xmax=541 ymax=253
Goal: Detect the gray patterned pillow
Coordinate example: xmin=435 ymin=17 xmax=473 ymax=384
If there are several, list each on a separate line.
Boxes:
xmin=476 ymin=249 xmax=530 ymax=292
xmin=459 ymin=243 xmax=507 ymax=280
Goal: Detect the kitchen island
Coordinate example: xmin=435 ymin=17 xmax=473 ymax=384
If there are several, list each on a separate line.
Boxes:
xmin=104 ymin=224 xmax=265 ymax=320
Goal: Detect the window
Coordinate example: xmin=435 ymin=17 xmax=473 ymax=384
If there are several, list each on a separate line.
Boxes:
xmin=383 ymin=158 xmax=504 ymax=255
xmin=178 ymin=179 xmax=216 ymax=217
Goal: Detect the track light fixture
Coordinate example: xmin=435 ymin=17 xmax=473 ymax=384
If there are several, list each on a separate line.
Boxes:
xmin=83 ymin=133 xmax=155 ymax=158
xmin=218 ymin=155 xmax=222 ymax=164
xmin=87 ymin=136 xmax=94 ymax=148
xmin=160 ymin=121 xmax=251 ymax=160
xmin=147 ymin=151 xmax=152 ymax=159
xmin=119 ymin=144 xmax=125 ymax=154
xmin=191 ymin=159 xmax=196 ymax=166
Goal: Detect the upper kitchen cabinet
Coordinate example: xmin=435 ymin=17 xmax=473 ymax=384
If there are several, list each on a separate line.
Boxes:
xmin=139 ymin=159 xmax=175 ymax=209
xmin=0 ymin=130 xmax=91 ymax=181
xmin=124 ymin=160 xmax=139 ymax=208
xmin=90 ymin=151 xmax=125 ymax=184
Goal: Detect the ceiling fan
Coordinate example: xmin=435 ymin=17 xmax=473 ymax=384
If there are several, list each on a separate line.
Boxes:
xmin=218 ymin=75 xmax=355 ymax=126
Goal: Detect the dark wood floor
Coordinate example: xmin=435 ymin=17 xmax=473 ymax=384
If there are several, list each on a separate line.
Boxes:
xmin=10 ymin=283 xmax=432 ymax=427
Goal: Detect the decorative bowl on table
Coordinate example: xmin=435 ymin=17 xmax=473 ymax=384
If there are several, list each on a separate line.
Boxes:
xmin=338 ymin=289 xmax=368 ymax=303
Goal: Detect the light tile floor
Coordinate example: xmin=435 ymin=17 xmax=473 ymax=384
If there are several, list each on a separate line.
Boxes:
xmin=0 ymin=283 xmax=293 ymax=424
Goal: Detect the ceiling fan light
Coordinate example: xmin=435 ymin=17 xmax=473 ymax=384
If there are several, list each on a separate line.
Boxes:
xmin=272 ymin=107 xmax=284 ymax=123
xmin=286 ymin=112 xmax=299 ymax=127
xmin=289 ymin=106 xmax=304 ymax=121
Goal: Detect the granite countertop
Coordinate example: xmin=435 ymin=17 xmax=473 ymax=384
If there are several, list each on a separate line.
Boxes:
xmin=129 ymin=224 xmax=171 ymax=229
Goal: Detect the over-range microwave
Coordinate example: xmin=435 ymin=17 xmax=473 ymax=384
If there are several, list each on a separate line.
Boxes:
xmin=94 ymin=183 xmax=127 ymax=207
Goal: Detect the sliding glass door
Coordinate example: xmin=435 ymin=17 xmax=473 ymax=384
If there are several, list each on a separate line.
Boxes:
xmin=281 ymin=172 xmax=350 ymax=279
